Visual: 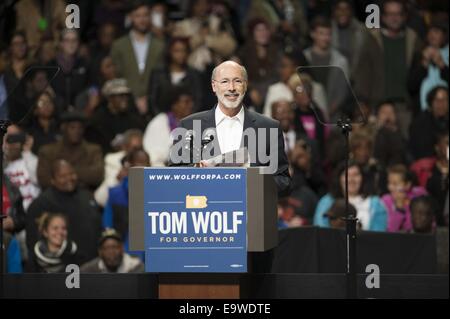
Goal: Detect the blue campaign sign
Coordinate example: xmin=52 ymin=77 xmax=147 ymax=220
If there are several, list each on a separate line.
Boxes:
xmin=143 ymin=167 xmax=247 ymax=273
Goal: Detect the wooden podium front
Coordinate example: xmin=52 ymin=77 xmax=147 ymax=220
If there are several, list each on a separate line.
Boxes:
xmin=129 ymin=167 xmax=277 ymax=299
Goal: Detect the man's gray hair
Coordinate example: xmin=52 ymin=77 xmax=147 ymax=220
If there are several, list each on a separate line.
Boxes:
xmin=211 ymin=62 xmax=248 ymax=82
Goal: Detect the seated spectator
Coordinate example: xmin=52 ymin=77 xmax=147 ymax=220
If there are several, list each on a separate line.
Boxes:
xmin=303 ymin=16 xmax=349 ymax=118
xmin=263 ymin=52 xmax=307 ymax=117
xmin=314 ymin=161 xmax=387 ymax=231
xmin=382 ymin=164 xmax=427 ymax=233
xmin=350 ymin=130 xmax=385 ymax=195
xmin=148 ymin=37 xmax=203 ymax=115
xmin=373 ymin=100 xmax=409 ymax=167
xmin=426 ymin=133 xmax=449 ymax=226
xmin=410 ymin=196 xmax=436 ymax=234
xmin=325 ymin=199 xmax=358 ymax=230
xmin=37 ymin=111 xmax=104 ymax=190
xmin=4 ymin=125 xmax=40 ymax=210
xmin=25 ymin=89 xmax=60 ymax=154
xmin=172 ymin=0 xmax=237 ymax=72
xmin=289 ymin=73 xmax=328 ymax=159
xmin=143 ymin=88 xmax=194 ymax=167
xmin=81 ymin=228 xmax=144 ymax=273
xmin=85 ymin=78 xmax=145 ymax=154
xmin=29 ymin=212 xmax=78 ymax=273
xmin=271 ymin=99 xmax=296 ymax=155
xmin=3 ymin=174 xmax=27 ymax=273
xmin=103 ymin=149 xmax=150 ymax=260
xmin=110 ymin=1 xmax=165 ymax=118
xmin=409 ymin=86 xmax=448 ymax=160
xmin=94 ymin=129 xmax=143 ymax=207
xmin=27 ymin=160 xmax=102 ymax=267
xmin=289 ymin=138 xmax=327 ymax=198
xmin=239 ymin=17 xmax=281 ymax=112
xmin=408 ymin=22 xmax=449 ymax=114
xmin=47 ymin=29 xmax=90 ymax=112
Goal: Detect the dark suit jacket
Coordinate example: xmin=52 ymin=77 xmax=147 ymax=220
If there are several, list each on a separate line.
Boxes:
xmin=169 ymin=106 xmax=291 ymax=196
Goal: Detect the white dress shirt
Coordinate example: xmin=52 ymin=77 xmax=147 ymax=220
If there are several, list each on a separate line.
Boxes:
xmin=130 ymin=31 xmax=150 ymax=74
xmin=215 ymin=105 xmax=245 ymax=154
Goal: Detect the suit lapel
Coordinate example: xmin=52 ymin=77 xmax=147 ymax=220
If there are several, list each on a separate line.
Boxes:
xmin=125 ymin=36 xmax=141 ymax=76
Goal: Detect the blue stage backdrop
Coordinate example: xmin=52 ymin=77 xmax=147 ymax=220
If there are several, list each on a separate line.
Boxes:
xmin=143 ymin=168 xmax=247 ymax=272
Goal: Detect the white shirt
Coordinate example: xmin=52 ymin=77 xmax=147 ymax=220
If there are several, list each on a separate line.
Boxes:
xmin=130 ymin=31 xmax=150 ymax=74
xmin=349 ymin=195 xmax=371 ymax=230
xmin=283 ymin=129 xmax=296 ymax=154
xmin=215 ymin=105 xmax=245 ymax=154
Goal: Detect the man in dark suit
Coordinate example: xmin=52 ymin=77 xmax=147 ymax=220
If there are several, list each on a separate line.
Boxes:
xmin=169 ymin=60 xmax=291 ymax=272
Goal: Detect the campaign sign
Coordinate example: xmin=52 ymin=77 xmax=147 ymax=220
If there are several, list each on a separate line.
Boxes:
xmin=143 ymin=168 xmax=247 ymax=272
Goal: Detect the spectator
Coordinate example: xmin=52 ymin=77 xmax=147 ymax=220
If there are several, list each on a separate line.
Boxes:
xmin=91 ymin=0 xmax=129 ymax=38
xmin=47 ymin=29 xmax=90 ymax=112
xmin=110 ymin=0 xmax=165 ymax=117
xmin=85 ymin=78 xmax=145 ymax=154
xmin=426 ymin=133 xmax=449 ymax=226
xmin=409 ymin=86 xmax=449 ymax=159
xmin=103 ymin=149 xmax=150 ymax=260
xmin=331 ymin=0 xmax=368 ymax=77
xmin=408 ymin=22 xmax=449 ymax=114
xmin=245 ymin=0 xmax=309 ymax=52
xmin=35 ymin=37 xmax=56 ymax=65
xmin=94 ymin=129 xmax=143 ymax=207
xmin=382 ymin=164 xmax=427 ymax=232
xmin=271 ymin=99 xmax=296 ymax=155
xmin=27 ymin=160 xmax=102 ymax=267
xmin=4 ymin=125 xmax=40 ymax=210
xmin=373 ymin=100 xmax=409 ymax=167
xmin=25 ymin=89 xmax=60 ymax=155
xmin=80 ymin=228 xmax=144 ymax=273
xmin=350 ymin=130 xmax=385 ymax=195
xmin=277 ymin=197 xmax=307 ymax=228
xmin=172 ymin=0 xmax=237 ymax=72
xmin=263 ymin=52 xmax=308 ymax=118
xmin=239 ymin=17 xmax=282 ymax=111
xmin=353 ymin=0 xmax=422 ymax=137
xmin=303 ymin=16 xmax=350 ymax=118
xmin=28 ymin=212 xmax=79 ymax=273
xmin=289 ymin=73 xmax=328 ymax=158
xmin=410 ymin=196 xmax=436 ymax=234
xmin=143 ymin=88 xmax=194 ymax=167
xmin=314 ymin=161 xmax=387 ymax=231
xmin=289 ymin=138 xmax=327 ymax=198
xmin=148 ymin=37 xmax=203 ymax=115
xmin=3 ymin=175 xmax=27 ymax=273
xmin=14 ymin=0 xmax=66 ymax=57
xmin=3 ymin=31 xmax=30 ymax=96
xmin=325 ymin=199 xmax=358 ymax=230
xmin=37 ymin=111 xmax=104 ymax=190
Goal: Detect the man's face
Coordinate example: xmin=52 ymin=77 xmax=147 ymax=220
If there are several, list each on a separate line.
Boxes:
xmin=377 ymin=103 xmax=397 ymax=128
xmin=435 ymin=135 xmax=449 ymax=160
xmin=131 ymin=6 xmax=151 ymax=33
xmin=382 ymin=2 xmax=406 ymax=33
xmin=61 ymin=31 xmax=79 ymax=56
xmin=51 ymin=162 xmax=78 ymax=192
xmin=99 ymin=23 xmax=116 ymax=48
xmin=272 ymin=101 xmax=294 ymax=132
xmin=31 ymin=71 xmax=49 ymax=93
xmin=427 ymin=27 xmax=446 ymax=48
xmin=312 ymin=26 xmax=332 ymax=51
xmin=108 ymin=94 xmax=129 ymax=113
xmin=4 ymin=141 xmax=22 ymax=161
xmin=212 ymin=64 xmax=247 ymax=109
xmin=172 ymin=94 xmax=194 ymax=119
xmin=411 ymin=204 xmax=433 ymax=233
xmin=292 ymin=143 xmax=311 ymax=171
xmin=334 ymin=2 xmax=353 ymax=27
xmin=431 ymin=89 xmax=448 ymax=118
xmin=279 ymin=57 xmax=296 ymax=83
xmin=99 ymin=238 xmax=124 ymax=271
xmin=62 ymin=121 xmax=84 ymax=144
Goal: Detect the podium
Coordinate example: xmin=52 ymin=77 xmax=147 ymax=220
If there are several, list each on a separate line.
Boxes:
xmin=128 ymin=167 xmax=278 ymax=299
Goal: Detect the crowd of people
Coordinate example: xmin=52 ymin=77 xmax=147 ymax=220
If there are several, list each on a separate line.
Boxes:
xmin=0 ymin=0 xmax=448 ymax=274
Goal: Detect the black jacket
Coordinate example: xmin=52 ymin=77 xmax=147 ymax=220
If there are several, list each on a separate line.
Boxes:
xmin=26 ymin=186 xmax=102 ymax=266
xmin=169 ymin=106 xmax=292 ymax=196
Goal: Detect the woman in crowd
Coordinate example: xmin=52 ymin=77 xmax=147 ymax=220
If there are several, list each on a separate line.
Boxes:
xmin=314 ymin=161 xmax=387 ymax=231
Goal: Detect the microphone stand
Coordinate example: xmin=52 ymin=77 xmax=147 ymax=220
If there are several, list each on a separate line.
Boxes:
xmin=337 ymin=118 xmax=358 ymax=299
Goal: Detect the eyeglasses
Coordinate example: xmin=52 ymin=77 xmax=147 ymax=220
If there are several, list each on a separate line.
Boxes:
xmin=213 ymin=78 xmax=246 ymax=88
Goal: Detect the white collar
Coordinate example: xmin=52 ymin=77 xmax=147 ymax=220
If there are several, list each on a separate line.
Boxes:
xmin=215 ymin=104 xmax=245 ymax=126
